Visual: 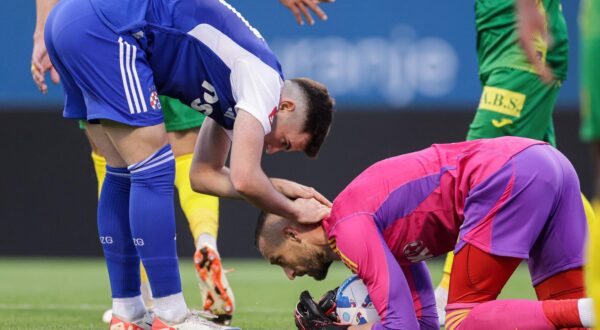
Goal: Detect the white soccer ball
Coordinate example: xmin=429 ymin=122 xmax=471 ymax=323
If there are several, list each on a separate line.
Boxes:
xmin=335 ymin=275 xmax=380 ymax=325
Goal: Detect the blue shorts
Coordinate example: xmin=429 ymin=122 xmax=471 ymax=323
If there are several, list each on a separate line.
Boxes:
xmin=45 ymin=0 xmax=163 ymax=126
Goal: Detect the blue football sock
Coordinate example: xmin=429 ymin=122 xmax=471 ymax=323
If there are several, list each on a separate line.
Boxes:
xmin=128 ymin=144 xmax=182 ymax=298
xmin=98 ymin=165 xmax=141 ymax=298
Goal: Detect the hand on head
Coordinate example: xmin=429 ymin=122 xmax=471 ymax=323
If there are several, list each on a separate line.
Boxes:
xmin=271 ymin=178 xmax=332 ymax=207
xmin=292 ymin=197 xmax=331 ymax=224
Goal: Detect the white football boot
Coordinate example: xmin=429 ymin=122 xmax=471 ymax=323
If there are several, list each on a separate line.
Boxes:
xmin=151 ymin=310 xmax=240 ymax=330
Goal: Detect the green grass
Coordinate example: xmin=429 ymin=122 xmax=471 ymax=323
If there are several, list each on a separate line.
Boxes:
xmin=0 ymin=258 xmax=536 ymax=329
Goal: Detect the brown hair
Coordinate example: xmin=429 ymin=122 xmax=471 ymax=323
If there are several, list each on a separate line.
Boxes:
xmin=254 ymin=211 xmax=268 ymax=248
xmin=291 ymin=78 xmax=334 ymax=158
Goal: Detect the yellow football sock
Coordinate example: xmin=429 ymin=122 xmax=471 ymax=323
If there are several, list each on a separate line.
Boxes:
xmin=439 ymin=252 xmax=454 ymax=290
xmin=588 ymin=195 xmax=600 ymax=225
xmin=175 ymin=153 xmax=220 ymax=242
xmin=587 ymin=215 xmax=600 ymax=329
xmin=91 ymin=151 xmax=106 ymax=197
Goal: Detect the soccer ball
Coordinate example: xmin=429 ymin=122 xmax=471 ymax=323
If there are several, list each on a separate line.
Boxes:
xmin=335 ymin=275 xmax=380 ymax=325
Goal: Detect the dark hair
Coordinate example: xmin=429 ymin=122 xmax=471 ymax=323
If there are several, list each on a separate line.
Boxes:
xmin=291 ymin=78 xmax=334 ymax=158
xmin=254 ymin=211 xmax=268 ymax=248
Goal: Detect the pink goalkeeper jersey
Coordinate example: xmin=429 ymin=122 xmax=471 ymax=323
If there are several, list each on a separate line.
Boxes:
xmin=322 ymin=137 xmax=544 ymax=329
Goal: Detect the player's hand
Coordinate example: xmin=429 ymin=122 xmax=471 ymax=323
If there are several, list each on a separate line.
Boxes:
xmin=31 ymin=36 xmax=60 ymax=94
xmin=292 ymin=197 xmax=331 ymax=224
xmin=279 ymin=0 xmax=334 ymax=26
xmin=295 ymin=290 xmax=348 ymax=330
xmin=516 ymin=0 xmax=554 ymax=83
xmin=272 ymin=178 xmax=332 ymax=207
xmin=316 ymin=287 xmax=339 ymax=320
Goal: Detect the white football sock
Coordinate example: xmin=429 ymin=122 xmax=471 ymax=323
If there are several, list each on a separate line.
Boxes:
xmin=153 ymin=292 xmax=188 ymax=323
xmin=434 ymin=285 xmax=448 ymax=326
xmin=196 ymin=233 xmax=217 ymax=252
xmin=112 ymin=295 xmax=146 ymax=321
xmin=578 ymin=298 xmax=595 ymax=328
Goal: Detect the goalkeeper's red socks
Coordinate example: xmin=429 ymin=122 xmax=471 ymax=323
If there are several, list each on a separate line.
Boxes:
xmin=542 ymin=298 xmax=595 ymax=329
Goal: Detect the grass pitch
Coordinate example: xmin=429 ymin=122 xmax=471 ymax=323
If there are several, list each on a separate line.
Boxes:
xmin=0 ymin=258 xmax=536 ymax=329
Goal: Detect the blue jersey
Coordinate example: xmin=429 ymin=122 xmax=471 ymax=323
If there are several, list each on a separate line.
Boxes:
xmin=47 ymin=0 xmax=284 ymax=132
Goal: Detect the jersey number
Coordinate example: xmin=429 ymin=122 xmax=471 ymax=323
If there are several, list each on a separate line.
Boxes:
xmin=191 ymin=81 xmax=219 ymax=115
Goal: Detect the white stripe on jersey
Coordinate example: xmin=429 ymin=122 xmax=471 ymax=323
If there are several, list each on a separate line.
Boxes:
xmin=130 ymin=44 xmax=148 ymax=113
xmin=124 ymin=41 xmax=141 ymax=113
xmin=118 ymin=37 xmax=135 ymax=114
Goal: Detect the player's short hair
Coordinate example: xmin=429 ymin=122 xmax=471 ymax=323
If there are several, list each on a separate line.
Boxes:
xmin=254 ymin=211 xmax=268 ymax=248
xmin=292 ymin=78 xmax=334 ymax=158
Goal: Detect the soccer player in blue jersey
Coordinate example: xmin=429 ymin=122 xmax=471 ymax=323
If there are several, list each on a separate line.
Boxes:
xmin=44 ymin=0 xmax=334 ymax=329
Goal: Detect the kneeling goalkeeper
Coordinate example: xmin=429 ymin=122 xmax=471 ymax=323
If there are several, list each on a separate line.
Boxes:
xmin=255 ymin=136 xmax=594 ymax=330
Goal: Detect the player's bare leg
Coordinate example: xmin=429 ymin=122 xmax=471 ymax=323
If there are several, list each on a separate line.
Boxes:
xmin=85 ymin=123 xmax=154 ymax=328
xmin=86 ymin=125 xmax=157 ymax=324
xmin=169 ymin=128 xmax=235 ymax=325
xmin=99 ymin=121 xmax=196 ymax=327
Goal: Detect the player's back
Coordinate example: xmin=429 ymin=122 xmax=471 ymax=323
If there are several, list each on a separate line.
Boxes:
xmin=329 ymin=137 xmax=544 ymax=264
xmin=89 ymin=0 xmax=284 ymax=132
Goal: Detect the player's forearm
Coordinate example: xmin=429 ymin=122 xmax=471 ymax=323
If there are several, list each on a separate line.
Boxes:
xmin=34 ymin=0 xmax=59 ymax=40
xmin=190 ymin=163 xmax=242 ymax=199
xmin=230 ymin=167 xmax=299 ymax=220
xmin=515 ymin=0 xmax=539 ymax=20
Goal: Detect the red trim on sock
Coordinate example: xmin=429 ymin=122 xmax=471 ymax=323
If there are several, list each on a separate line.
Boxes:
xmin=541 ymin=299 xmax=583 ymax=329
xmin=535 ymin=268 xmax=585 ymax=300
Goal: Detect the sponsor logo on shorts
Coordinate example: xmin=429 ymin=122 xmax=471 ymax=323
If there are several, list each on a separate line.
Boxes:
xmin=403 ymin=240 xmax=433 ymax=262
xmin=479 ymin=86 xmax=526 ymax=117
xmin=149 ymin=90 xmax=161 ymax=110
xmin=491 ymin=118 xmax=514 ymax=128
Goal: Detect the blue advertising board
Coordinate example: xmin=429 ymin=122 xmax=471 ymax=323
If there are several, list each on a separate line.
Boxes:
xmin=0 ymin=0 xmax=581 ymax=109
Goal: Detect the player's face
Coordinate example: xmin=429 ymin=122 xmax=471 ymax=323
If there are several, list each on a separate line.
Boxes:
xmin=260 ymin=237 xmax=332 ymax=281
xmin=264 ymin=108 xmax=310 ymax=155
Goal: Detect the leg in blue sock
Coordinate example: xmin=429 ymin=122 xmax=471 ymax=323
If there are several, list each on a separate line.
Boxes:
xmin=128 ymin=144 xmax=181 ymax=298
xmin=98 ymin=165 xmax=141 ymax=298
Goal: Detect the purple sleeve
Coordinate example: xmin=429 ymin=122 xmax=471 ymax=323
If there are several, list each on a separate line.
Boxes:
xmin=333 ymin=215 xmax=419 ymax=329
xmin=403 ymin=262 xmax=439 ymax=329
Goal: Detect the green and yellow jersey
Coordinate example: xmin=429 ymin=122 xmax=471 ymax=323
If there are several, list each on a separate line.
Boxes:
xmin=475 ymin=0 xmax=568 ymax=79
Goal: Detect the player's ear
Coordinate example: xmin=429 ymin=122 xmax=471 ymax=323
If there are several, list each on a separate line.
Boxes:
xmin=279 ymin=99 xmax=296 ymax=113
xmin=283 ymin=226 xmax=301 ymax=243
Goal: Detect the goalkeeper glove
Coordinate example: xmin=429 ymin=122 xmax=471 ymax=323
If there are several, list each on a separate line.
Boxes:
xmin=294 ymin=289 xmax=349 ymax=330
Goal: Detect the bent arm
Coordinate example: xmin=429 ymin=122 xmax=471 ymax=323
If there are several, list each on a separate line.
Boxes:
xmin=190 ymin=116 xmax=241 ymax=199
xmin=333 ymin=215 xmax=420 ymax=330
xmin=229 ymin=110 xmax=300 ymax=219
xmin=402 ymin=262 xmax=439 ymax=329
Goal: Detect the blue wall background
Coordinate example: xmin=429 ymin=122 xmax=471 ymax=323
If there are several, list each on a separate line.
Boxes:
xmin=0 ymin=0 xmax=582 ymax=109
